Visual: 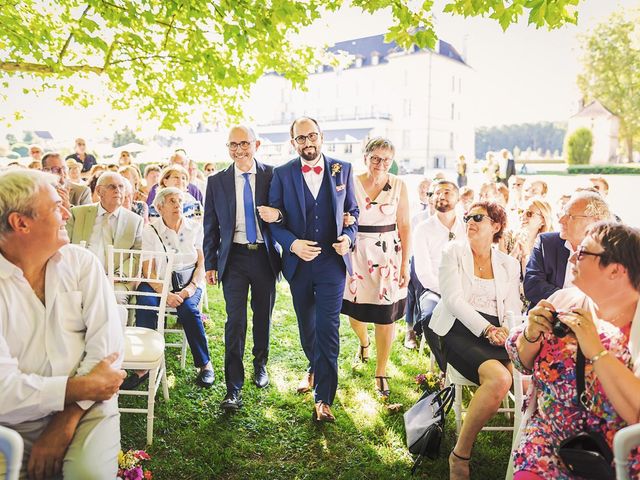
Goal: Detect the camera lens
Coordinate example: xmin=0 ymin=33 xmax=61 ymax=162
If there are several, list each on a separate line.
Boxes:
xmin=551 ymin=311 xmax=570 ymax=338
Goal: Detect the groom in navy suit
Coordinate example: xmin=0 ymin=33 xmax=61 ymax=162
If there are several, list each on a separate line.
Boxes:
xmin=269 ymin=117 xmax=359 ymax=422
xmin=204 ymin=125 xmax=282 ymax=411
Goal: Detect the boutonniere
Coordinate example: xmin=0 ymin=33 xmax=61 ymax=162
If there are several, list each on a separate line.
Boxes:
xmin=331 ymin=163 xmax=341 ymax=177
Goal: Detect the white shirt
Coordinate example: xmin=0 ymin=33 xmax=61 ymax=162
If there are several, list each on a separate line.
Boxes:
xmin=142 ymin=217 xmax=203 ymax=277
xmin=562 ymin=240 xmax=576 ymax=288
xmin=88 ymin=204 xmax=122 ymax=266
xmin=0 ymin=245 xmax=124 ymax=425
xmin=413 ymin=214 xmax=466 ymax=293
xmin=233 ymin=162 xmax=263 ymax=244
xmin=301 ymin=155 xmax=325 ymax=199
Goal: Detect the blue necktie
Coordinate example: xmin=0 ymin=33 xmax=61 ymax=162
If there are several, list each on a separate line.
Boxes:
xmin=242 ymin=172 xmax=257 ymax=243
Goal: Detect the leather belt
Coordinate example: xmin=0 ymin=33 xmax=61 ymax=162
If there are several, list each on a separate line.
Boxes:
xmin=358 ymin=224 xmax=396 ymax=233
xmin=233 ymin=242 xmax=264 ymax=251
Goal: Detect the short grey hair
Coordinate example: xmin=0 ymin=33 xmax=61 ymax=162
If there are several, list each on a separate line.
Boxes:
xmin=364 ymin=137 xmax=395 ymax=155
xmin=96 ymin=171 xmax=124 ymax=188
xmin=153 ymin=187 xmax=184 ymax=211
xmin=570 ymin=191 xmax=612 ymax=220
xmin=0 ymin=170 xmax=58 ymax=241
xmin=121 ymin=177 xmax=133 ymax=195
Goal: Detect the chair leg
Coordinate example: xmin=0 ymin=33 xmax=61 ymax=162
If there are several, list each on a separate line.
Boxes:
xmin=146 ymin=367 xmax=157 ymax=445
xmin=161 ymin=358 xmax=169 ymax=401
xmin=454 ymin=383 xmax=463 ymax=435
xmin=503 ymin=395 xmax=512 ymax=420
xmin=180 ymin=332 xmax=187 ymax=370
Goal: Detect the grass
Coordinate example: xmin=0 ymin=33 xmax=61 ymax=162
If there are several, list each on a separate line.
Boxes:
xmin=120 ymin=284 xmax=513 ymax=479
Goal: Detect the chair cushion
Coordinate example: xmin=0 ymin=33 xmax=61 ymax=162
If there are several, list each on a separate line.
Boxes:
xmin=124 ymin=327 xmax=165 ymax=363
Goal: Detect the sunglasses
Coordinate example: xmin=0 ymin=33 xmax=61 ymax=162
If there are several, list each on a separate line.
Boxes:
xmin=448 ymin=231 xmax=456 ymax=241
xmin=463 ymin=213 xmax=489 ymax=224
xmin=576 ymin=245 xmax=604 ymax=261
xmin=519 ymin=209 xmax=541 ymax=219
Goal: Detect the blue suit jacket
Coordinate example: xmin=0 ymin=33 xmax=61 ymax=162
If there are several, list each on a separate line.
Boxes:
xmin=268 ymin=155 xmax=359 ymax=282
xmin=203 ymin=161 xmax=281 ymax=280
xmin=523 ymin=232 xmax=570 ymax=307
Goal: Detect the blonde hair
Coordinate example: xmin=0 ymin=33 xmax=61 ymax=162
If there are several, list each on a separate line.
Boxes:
xmin=159 ymin=165 xmax=189 ymax=188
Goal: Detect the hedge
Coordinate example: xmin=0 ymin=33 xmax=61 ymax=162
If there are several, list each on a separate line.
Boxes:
xmin=566 ymin=164 xmax=640 ymax=175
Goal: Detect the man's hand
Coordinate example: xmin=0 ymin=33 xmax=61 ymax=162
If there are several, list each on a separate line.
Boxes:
xmin=291 ymin=239 xmax=321 ymax=261
xmin=206 ymin=270 xmax=218 ymax=286
xmin=332 ymin=235 xmax=350 ymax=256
xmin=257 ymin=206 xmax=281 ymax=223
xmin=343 ymin=213 xmax=356 ymax=227
xmin=56 ymin=185 xmax=71 ymax=211
xmin=166 ymin=292 xmax=184 ymax=308
xmin=79 ymin=352 xmax=126 ymax=402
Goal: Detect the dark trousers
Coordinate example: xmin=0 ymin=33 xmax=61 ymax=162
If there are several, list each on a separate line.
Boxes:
xmin=405 ymin=258 xmax=424 ymax=328
xmin=416 ymin=290 xmax=446 ymax=371
xmin=221 ymin=245 xmax=276 ymax=392
xmin=290 ymin=253 xmax=345 ymax=405
xmin=135 ymin=282 xmax=210 ymax=368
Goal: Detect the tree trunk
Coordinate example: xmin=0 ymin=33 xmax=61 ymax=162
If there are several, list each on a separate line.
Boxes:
xmin=627 ymin=136 xmax=634 ymax=163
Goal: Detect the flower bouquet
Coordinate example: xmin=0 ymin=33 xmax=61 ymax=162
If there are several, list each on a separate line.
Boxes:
xmin=117 ymin=449 xmax=152 ymax=480
xmin=414 ymin=372 xmax=443 ymax=394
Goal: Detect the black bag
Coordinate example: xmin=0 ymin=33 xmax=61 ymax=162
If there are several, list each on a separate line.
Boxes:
xmin=150 ymin=224 xmax=196 ymax=293
xmin=557 ymin=350 xmax=614 ymax=479
xmin=404 ymin=385 xmax=454 ymax=474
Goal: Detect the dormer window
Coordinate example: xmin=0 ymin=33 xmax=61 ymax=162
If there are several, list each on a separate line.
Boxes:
xmin=371 ymin=51 xmax=380 ymax=66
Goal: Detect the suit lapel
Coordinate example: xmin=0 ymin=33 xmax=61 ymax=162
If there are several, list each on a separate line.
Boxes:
xmin=557 ymin=241 xmax=570 ymax=286
xmin=220 ymin=166 xmax=236 ymax=226
xmin=83 ymin=206 xmax=98 ymax=242
xmin=460 ymin=243 xmax=475 ymax=283
xmin=255 ymin=162 xmax=267 ymax=237
xmin=491 ymin=249 xmax=508 ymax=319
xmin=292 ymin=158 xmax=306 ymax=224
xmin=323 ymin=156 xmax=340 ymax=233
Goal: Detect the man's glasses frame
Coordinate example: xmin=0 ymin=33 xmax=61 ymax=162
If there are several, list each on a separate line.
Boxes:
xmin=43 ymin=166 xmax=66 ymax=175
xmin=293 ymin=132 xmax=320 ymax=145
xmin=576 ymin=245 xmax=604 ymax=261
xmin=226 ymin=141 xmax=254 ymax=151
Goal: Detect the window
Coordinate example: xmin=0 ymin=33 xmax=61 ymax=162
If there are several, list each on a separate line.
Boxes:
xmin=344 ymin=144 xmax=353 ymax=154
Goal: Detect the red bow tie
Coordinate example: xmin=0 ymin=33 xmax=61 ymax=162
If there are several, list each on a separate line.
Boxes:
xmin=301 ymin=164 xmax=322 ymax=175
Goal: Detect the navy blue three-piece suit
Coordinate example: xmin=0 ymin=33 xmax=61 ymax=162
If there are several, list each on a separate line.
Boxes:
xmin=203 ymin=161 xmax=281 ymax=392
xmin=269 ymin=155 xmax=359 ymax=405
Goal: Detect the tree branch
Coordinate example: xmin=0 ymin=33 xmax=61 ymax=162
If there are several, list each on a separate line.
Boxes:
xmin=0 ymin=61 xmax=103 ymax=74
xmin=58 ymin=4 xmax=92 ymax=64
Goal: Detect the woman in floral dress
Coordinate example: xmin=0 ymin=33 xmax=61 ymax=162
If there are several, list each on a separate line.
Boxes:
xmin=342 ymin=137 xmax=410 ymax=399
xmin=506 ymin=222 xmax=640 ymax=479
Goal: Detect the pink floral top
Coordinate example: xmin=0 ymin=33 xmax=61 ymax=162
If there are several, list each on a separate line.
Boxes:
xmin=506 ymin=318 xmax=640 ymax=478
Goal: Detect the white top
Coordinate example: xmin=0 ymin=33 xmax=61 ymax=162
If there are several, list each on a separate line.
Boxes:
xmin=301 ymin=155 xmax=325 ymax=199
xmin=0 ymin=245 xmax=124 ymax=425
xmin=413 ymin=214 xmax=466 ymax=293
xmin=233 ymin=161 xmax=263 ymax=244
xmin=469 ymin=276 xmax=498 ymax=316
xmin=142 ymin=217 xmax=203 ymax=276
xmin=562 ymin=239 xmax=576 ymax=288
xmin=88 ymin=204 xmax=122 ymax=266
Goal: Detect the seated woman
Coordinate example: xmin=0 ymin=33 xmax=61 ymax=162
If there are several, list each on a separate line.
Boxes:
xmin=122 ymin=187 xmax=214 ymax=389
xmin=430 ymin=201 xmax=522 ymax=479
xmin=507 ymin=222 xmax=640 ymax=479
xmin=148 ymin=165 xmax=203 ymax=219
xmin=121 ymin=177 xmax=149 ymax=224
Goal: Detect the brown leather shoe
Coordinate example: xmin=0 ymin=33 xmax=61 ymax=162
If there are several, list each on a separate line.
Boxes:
xmin=404 ymin=329 xmax=417 ymax=349
xmin=312 ymin=401 xmax=335 ymax=423
xmin=296 ymin=372 xmax=314 ymax=394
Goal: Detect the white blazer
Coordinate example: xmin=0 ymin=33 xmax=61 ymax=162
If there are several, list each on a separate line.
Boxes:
xmin=430 ymin=240 xmax=522 ymax=337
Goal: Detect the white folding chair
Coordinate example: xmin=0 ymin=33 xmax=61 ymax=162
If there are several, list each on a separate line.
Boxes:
xmin=107 ymin=246 xmax=174 ymax=445
xmin=0 ymin=425 xmax=23 ymax=480
xmin=614 ymin=423 xmax=640 ymax=480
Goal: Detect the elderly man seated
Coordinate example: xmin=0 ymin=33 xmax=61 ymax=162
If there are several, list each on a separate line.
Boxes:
xmin=66 ymin=172 xmax=143 ymax=305
xmin=0 ymin=170 xmax=125 ymax=479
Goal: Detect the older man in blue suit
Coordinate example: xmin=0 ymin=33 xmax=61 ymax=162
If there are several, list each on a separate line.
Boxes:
xmin=269 ymin=117 xmax=359 ymax=422
xmin=204 ymin=125 xmax=282 ymax=411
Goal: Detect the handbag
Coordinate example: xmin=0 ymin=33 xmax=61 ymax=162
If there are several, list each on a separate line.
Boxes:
xmin=150 ymin=225 xmax=196 ymax=292
xmin=557 ymin=350 xmax=614 ymax=479
xmin=404 ymin=385 xmax=454 ymax=474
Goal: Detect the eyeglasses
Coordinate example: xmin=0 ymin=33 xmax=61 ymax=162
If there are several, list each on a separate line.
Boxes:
xmin=561 ymin=211 xmax=592 ymax=221
xmin=463 ymin=213 xmax=489 ymax=223
xmin=43 ymin=166 xmax=66 ymax=175
xmin=103 ymin=183 xmax=126 ymax=191
xmin=293 ymin=132 xmax=320 ymax=145
xmin=576 ymin=245 xmax=604 ymax=261
xmin=519 ymin=209 xmax=542 ymax=219
xmin=448 ymin=231 xmax=456 ymax=241
xmin=226 ymin=141 xmax=254 ymax=151
xmin=368 ymin=155 xmax=393 ymax=166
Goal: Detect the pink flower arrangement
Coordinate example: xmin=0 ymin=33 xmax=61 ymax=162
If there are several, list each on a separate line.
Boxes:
xmin=117 ymin=449 xmax=152 ymax=480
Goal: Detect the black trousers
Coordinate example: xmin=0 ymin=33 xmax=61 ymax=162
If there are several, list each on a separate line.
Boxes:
xmin=222 ymin=244 xmax=276 ymax=392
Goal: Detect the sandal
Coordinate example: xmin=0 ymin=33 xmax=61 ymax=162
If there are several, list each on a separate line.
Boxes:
xmin=355 ymin=340 xmax=370 ymax=364
xmin=375 ymin=375 xmax=390 ymax=400
xmin=449 ymin=450 xmax=471 ymax=480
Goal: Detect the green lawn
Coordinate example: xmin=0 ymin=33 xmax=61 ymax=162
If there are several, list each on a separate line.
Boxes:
xmin=120 ymin=284 xmax=513 ymax=479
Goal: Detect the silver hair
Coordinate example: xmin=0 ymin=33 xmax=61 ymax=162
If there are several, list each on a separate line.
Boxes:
xmin=0 ymin=170 xmax=58 ymax=241
xmin=230 ymin=125 xmax=259 ymax=141
xmin=153 ymin=187 xmax=184 ymax=211
xmin=364 ymin=137 xmax=395 ymax=155
xmin=570 ymin=191 xmax=612 ymax=220
xmin=96 ymin=171 xmax=124 ymax=188
xmin=121 ymin=177 xmax=133 ymax=195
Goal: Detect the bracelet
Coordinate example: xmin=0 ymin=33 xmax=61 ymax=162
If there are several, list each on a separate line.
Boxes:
xmin=522 ymin=328 xmax=542 ymax=343
xmin=482 ymin=325 xmax=496 ymax=338
xmin=589 ymin=349 xmax=609 ymax=363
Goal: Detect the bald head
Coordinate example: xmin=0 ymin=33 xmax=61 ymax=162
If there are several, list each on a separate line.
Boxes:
xmin=227 ymin=125 xmax=260 ymax=170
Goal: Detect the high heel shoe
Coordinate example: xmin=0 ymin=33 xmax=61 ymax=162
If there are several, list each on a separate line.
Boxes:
xmin=449 ymin=450 xmax=471 ymax=480
xmin=354 ymin=340 xmax=370 ymax=364
xmin=375 ymin=376 xmax=390 ymax=400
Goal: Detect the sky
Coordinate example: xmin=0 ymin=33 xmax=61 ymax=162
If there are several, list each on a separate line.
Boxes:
xmin=0 ymin=0 xmax=636 ymax=142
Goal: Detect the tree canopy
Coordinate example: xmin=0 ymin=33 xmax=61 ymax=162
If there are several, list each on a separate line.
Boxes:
xmin=577 ymin=8 xmax=640 ymax=162
xmin=1 ymin=0 xmax=582 ymax=129
xmin=475 ymin=121 xmax=567 ymax=160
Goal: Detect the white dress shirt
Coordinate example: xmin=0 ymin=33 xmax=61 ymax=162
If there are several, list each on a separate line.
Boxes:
xmin=88 ymin=204 xmax=122 ymax=266
xmin=301 ymin=155 xmax=325 ymax=199
xmin=0 ymin=245 xmax=124 ymax=425
xmin=562 ymin=240 xmax=576 ymax=288
xmin=142 ymin=217 xmax=203 ymax=278
xmin=413 ymin=214 xmax=466 ymax=293
xmin=233 ymin=162 xmax=263 ymax=244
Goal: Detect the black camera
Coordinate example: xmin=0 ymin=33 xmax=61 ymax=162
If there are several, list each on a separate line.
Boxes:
xmin=551 ymin=311 xmax=570 ymax=338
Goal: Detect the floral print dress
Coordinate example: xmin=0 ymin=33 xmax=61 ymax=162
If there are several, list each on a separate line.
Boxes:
xmin=341 ymin=174 xmax=407 ymax=324
xmin=506 ymin=318 xmax=640 ymax=479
